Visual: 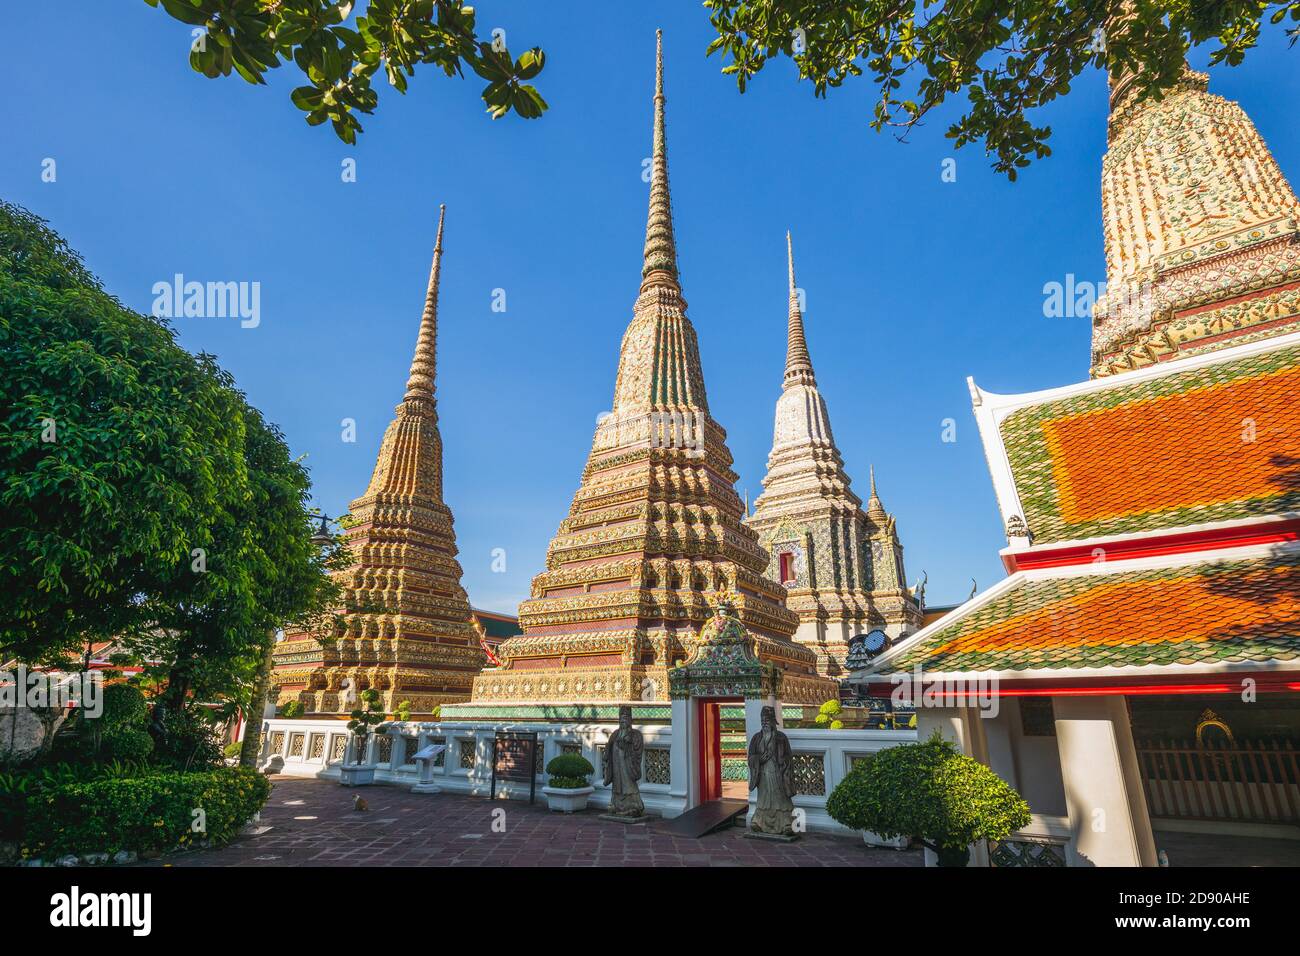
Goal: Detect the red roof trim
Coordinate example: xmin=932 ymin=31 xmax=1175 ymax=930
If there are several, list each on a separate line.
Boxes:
xmin=857 ymin=672 xmax=1300 ymax=698
xmin=1003 ymin=517 xmax=1300 ymax=573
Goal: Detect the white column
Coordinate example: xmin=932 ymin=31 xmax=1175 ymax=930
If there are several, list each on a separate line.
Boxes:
xmin=982 ymin=702 xmax=1020 ymax=792
xmin=669 ymin=697 xmax=695 ymax=814
xmin=1053 ymin=695 xmax=1158 ymax=867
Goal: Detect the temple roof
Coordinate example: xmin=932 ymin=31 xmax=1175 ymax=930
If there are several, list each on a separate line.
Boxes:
xmin=973 ymin=332 xmax=1300 ymax=550
xmin=861 ymin=544 xmax=1300 ymax=679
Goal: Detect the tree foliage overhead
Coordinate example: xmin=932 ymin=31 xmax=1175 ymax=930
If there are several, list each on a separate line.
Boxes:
xmin=703 ymin=0 xmax=1300 ymax=177
xmin=143 ymin=0 xmax=547 ymax=143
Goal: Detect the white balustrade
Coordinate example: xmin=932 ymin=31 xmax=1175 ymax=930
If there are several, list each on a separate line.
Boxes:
xmin=254 ymin=716 xmax=916 ymax=834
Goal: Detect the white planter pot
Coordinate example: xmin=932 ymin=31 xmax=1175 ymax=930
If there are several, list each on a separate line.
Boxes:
xmin=542 ymin=785 xmax=594 ymax=813
xmin=339 ymin=764 xmax=376 ymax=787
xmin=863 ymin=831 xmax=911 ymax=850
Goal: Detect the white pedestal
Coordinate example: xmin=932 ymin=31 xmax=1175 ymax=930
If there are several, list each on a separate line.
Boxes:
xmin=339 ymin=764 xmax=376 ymax=787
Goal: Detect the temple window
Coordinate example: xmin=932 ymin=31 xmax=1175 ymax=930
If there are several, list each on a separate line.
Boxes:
xmin=779 ymin=551 xmax=796 ymax=584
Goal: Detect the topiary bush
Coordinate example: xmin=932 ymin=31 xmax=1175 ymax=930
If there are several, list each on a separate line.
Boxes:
xmin=545 ymin=753 xmax=594 ymax=789
xmin=75 ymin=682 xmax=152 ymax=760
xmin=101 ymin=727 xmax=154 ymax=762
xmin=826 ymin=731 xmax=1031 ymax=866
xmin=98 ymin=683 xmax=148 ymax=728
xmin=815 ymin=699 xmax=844 ymax=729
xmin=21 ymin=766 xmax=271 ymax=859
xmin=279 ymin=700 xmax=306 ymax=719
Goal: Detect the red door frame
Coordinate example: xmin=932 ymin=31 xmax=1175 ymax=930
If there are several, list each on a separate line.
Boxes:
xmin=695 ymin=697 xmax=741 ymax=804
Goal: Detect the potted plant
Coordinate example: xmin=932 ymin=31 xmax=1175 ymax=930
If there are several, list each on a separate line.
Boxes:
xmin=826 ymin=732 xmax=1030 ymax=865
xmin=542 ymin=753 xmax=595 ymax=813
xmin=340 ymin=689 xmax=385 ymax=787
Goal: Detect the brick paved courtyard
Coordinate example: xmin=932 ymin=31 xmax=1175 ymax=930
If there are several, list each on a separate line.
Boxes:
xmin=155 ymin=775 xmax=924 ymax=868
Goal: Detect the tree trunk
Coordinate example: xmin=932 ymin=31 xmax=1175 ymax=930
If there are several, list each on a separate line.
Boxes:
xmin=239 ymin=633 xmax=276 ymax=769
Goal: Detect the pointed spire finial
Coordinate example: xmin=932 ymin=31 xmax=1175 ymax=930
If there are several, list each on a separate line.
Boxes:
xmin=866 ymin=463 xmax=888 ymax=521
xmin=641 ymin=29 xmax=680 ymax=292
xmin=783 ymin=230 xmax=815 ymax=388
xmin=404 ymin=204 xmax=446 ymax=402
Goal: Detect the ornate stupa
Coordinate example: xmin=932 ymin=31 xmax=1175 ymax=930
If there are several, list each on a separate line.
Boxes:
xmin=272 ymin=206 xmax=485 ymax=716
xmin=469 ymin=33 xmax=835 ymax=708
xmin=1092 ymin=55 xmax=1300 ymax=376
xmin=745 ymin=234 xmax=922 ymax=676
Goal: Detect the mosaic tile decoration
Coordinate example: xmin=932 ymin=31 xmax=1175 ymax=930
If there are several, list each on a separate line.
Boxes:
xmin=887 ymin=552 xmax=1300 ymax=674
xmin=1000 ymin=344 xmax=1300 ymax=544
xmin=721 ymin=756 xmax=749 ymax=781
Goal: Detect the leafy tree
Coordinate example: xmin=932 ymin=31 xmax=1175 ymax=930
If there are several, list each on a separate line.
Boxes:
xmin=826 ymin=731 xmax=1030 ymax=866
xmin=143 ymin=0 xmax=547 ymax=143
xmin=703 ymin=1 xmax=1300 ymax=177
xmin=130 ymin=399 xmax=348 ymax=728
xmin=0 ymin=201 xmax=246 ymax=665
xmin=0 ymin=201 xmax=343 ymax=765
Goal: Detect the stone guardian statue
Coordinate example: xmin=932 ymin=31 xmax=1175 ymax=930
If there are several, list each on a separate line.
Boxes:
xmin=747 ymin=705 xmax=797 ymax=837
xmin=602 ymin=705 xmax=645 ymax=818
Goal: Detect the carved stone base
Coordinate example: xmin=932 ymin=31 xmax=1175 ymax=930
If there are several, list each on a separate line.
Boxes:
xmin=599 ymin=813 xmax=648 ymax=825
xmin=744 ymin=830 xmax=800 ymax=843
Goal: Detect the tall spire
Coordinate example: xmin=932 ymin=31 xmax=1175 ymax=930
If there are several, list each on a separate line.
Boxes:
xmin=640 ymin=29 xmax=679 ymax=292
xmin=783 ymin=230 xmax=815 ymax=388
xmin=1093 ymin=26 xmax=1300 ymax=376
xmin=404 ymin=204 xmax=446 ymax=402
xmin=867 ymin=463 xmax=888 ymax=520
xmin=273 ymin=201 xmax=483 ymax=717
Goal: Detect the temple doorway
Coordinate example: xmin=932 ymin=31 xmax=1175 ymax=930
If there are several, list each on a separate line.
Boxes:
xmin=695 ymin=698 xmax=739 ymax=803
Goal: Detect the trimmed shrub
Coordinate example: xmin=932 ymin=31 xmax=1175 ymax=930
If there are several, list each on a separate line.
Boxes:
xmin=280 ymin=700 xmax=306 ymax=719
xmin=223 ymin=741 xmax=244 ymax=759
xmin=826 ymin=732 xmax=1030 ymax=866
xmin=545 ymin=753 xmax=594 ymax=789
xmin=102 ymin=728 xmax=154 ymax=762
xmin=22 ymin=766 xmax=271 ymax=858
xmin=0 ymin=759 xmax=150 ymax=842
xmin=99 ymin=683 xmax=148 ymax=729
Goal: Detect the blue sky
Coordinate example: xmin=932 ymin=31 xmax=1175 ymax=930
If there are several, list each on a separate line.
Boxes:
xmin=5 ymin=4 xmax=1300 ymax=613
